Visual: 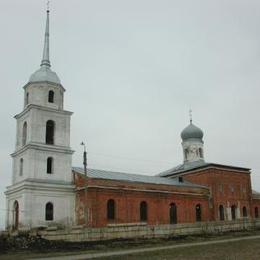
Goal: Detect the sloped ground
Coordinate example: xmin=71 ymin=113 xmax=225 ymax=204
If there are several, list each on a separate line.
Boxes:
xmin=1 ymin=230 xmax=260 ymax=259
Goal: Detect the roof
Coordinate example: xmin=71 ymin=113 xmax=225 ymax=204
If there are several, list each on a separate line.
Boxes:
xmin=157 ymin=161 xmax=251 ymax=177
xmin=181 ymin=122 xmax=203 ymax=141
xmin=29 ymin=66 xmax=60 ymax=84
xmin=29 ymin=9 xmax=60 ymax=85
xmin=72 ymin=167 xmax=207 ymax=189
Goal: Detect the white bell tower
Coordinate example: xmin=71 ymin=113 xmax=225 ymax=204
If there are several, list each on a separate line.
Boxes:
xmin=5 ymin=8 xmax=75 ymax=230
xmin=180 ymin=113 xmax=205 ymax=164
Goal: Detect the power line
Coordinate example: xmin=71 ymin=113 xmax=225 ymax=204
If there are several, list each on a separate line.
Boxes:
xmin=88 ymin=152 xmax=174 ymax=166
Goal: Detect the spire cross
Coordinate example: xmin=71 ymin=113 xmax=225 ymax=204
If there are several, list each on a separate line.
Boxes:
xmin=189 ymin=109 xmax=192 ymax=123
xmin=47 ymin=0 xmax=50 ymax=12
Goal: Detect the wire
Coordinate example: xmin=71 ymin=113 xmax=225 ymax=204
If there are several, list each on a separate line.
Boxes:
xmin=89 ymin=152 xmax=174 ymax=166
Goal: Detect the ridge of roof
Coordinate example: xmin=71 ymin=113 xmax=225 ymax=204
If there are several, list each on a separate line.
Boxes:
xmin=72 ymin=167 xmax=207 ymax=189
xmin=157 ymin=161 xmax=251 ymax=177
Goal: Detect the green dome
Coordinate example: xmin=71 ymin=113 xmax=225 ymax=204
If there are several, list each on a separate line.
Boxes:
xmin=181 ymin=122 xmax=203 ymax=140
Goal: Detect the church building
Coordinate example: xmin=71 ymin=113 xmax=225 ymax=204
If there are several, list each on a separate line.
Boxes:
xmin=5 ymin=9 xmax=260 ymax=230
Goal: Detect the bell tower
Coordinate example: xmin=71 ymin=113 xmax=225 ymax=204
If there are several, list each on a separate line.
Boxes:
xmin=181 ymin=115 xmax=205 ymax=164
xmin=5 ymin=8 xmax=75 ymax=230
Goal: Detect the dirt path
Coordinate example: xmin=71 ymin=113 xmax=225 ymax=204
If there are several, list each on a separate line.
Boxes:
xmin=30 ymin=234 xmax=260 ymax=260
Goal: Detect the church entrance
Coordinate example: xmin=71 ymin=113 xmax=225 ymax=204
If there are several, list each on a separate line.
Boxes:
xmin=13 ymin=200 xmax=19 ymax=230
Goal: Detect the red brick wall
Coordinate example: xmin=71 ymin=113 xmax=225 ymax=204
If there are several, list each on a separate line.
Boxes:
xmin=74 ymin=172 xmax=210 ymax=227
xmin=182 ymin=167 xmax=252 ymax=220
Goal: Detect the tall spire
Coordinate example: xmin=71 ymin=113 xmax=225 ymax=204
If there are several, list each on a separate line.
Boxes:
xmin=41 ymin=4 xmax=51 ymax=67
xmin=29 ymin=1 xmax=61 ymax=84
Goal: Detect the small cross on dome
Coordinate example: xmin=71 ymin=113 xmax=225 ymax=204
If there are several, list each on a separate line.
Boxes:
xmin=47 ymin=1 xmax=50 ymax=12
xmin=189 ymin=109 xmax=193 ymax=123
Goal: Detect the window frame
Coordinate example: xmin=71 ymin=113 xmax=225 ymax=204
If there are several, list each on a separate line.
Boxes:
xmin=169 ymin=203 xmax=177 ymax=224
xmin=45 ymin=120 xmax=55 ymax=145
xmin=48 ymin=90 xmax=54 ymax=103
xmin=140 ymin=201 xmax=148 ymax=222
xmin=45 ymin=202 xmax=54 ymax=221
xmin=19 ymin=158 xmax=24 ymax=176
xmin=47 ymin=157 xmax=53 ymax=174
xmin=107 ymin=199 xmax=115 ymax=220
xmin=195 ymin=204 xmax=202 ymax=222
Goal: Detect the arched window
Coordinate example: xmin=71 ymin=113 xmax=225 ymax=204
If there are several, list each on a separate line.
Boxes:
xmin=13 ymin=200 xmax=19 ymax=229
xmin=184 ymin=149 xmax=188 ymax=160
xmin=195 ymin=204 xmax=202 ymax=222
xmin=45 ymin=202 xmax=54 ymax=221
xmin=169 ymin=203 xmax=177 ymax=224
xmin=231 ymin=205 xmax=236 ymax=220
xmin=219 ymin=205 xmax=225 ymax=221
xmin=47 ymin=157 xmax=53 ymax=174
xmin=48 ymin=90 xmax=54 ymax=103
xmin=199 ymin=148 xmax=203 ymax=158
xmin=242 ymin=206 xmax=247 ymax=217
xmin=45 ymin=120 xmax=55 ymax=145
xmin=255 ymin=207 xmax=259 ymax=218
xmin=140 ymin=201 xmax=148 ymax=222
xmin=107 ymin=199 xmax=115 ymax=220
xmin=22 ymin=122 xmax=27 ymax=146
xmin=26 ymin=92 xmax=29 ymax=105
xmin=19 ymin=158 xmax=23 ymax=176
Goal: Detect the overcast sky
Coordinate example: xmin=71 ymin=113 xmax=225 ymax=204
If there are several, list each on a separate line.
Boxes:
xmin=1 ymin=0 xmax=260 ymax=229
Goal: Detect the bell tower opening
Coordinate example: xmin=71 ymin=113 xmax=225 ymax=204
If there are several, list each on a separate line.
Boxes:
xmin=48 ymin=90 xmax=54 ymax=103
xmin=22 ymin=122 xmax=27 ymax=146
xmin=45 ymin=120 xmax=55 ymax=144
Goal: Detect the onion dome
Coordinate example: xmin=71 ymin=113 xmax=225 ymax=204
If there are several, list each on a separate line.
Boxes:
xmin=181 ymin=121 xmax=203 ymax=141
xmin=29 ymin=66 xmax=60 ymax=84
xmin=28 ymin=9 xmax=60 ymax=85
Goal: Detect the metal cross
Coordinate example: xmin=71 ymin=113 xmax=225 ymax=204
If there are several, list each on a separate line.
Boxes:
xmin=47 ymin=0 xmax=50 ymax=11
xmin=189 ymin=109 xmax=193 ymax=123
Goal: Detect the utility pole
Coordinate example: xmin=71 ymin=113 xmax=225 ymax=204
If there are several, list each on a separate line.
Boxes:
xmin=80 ymin=142 xmax=88 ymax=227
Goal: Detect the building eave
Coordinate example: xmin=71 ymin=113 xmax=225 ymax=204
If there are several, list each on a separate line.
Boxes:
xmin=23 ymin=81 xmax=66 ymax=92
xmin=5 ymin=178 xmax=75 ymax=196
xmin=11 ymin=143 xmax=74 ymax=157
xmin=159 ymin=163 xmax=251 ymax=178
xmin=14 ymin=104 xmax=73 ymax=119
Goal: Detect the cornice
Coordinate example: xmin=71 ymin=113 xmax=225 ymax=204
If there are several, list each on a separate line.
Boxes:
xmin=11 ymin=142 xmax=74 ymax=157
xmin=14 ymin=104 xmax=73 ymax=119
xmin=5 ymin=179 xmax=75 ymax=196
xmin=23 ymin=81 xmax=66 ymax=92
